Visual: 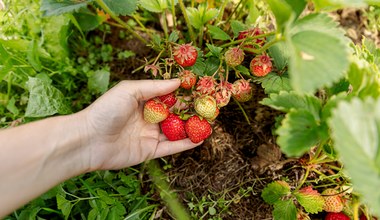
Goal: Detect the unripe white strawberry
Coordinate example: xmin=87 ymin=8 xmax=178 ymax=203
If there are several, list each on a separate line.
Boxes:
xmin=322 ymin=188 xmax=344 ymax=213
xmin=194 ymin=95 xmax=217 ymax=119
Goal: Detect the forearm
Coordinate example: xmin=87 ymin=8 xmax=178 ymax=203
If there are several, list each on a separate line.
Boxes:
xmin=0 ymin=112 xmax=89 ymax=217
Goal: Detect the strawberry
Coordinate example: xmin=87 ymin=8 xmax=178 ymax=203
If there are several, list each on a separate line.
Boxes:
xmin=143 ymin=99 xmax=169 ymax=123
xmin=224 ymin=47 xmax=245 ymax=67
xmin=185 ymin=115 xmax=212 ymax=143
xmin=178 ymin=70 xmax=197 ymax=89
xmin=232 ymin=79 xmax=252 ymax=102
xmin=215 ymin=81 xmax=233 ymax=108
xmin=250 ymin=54 xmax=272 ymax=77
xmin=160 ymin=113 xmax=187 ymax=141
xmin=173 ymin=43 xmax=198 ymax=67
xmin=325 ymin=212 xmax=350 ymax=220
xmin=322 ymin=189 xmax=344 ymax=213
xmin=157 ymin=92 xmax=177 ymax=108
xmin=195 ymin=76 xmax=217 ymax=95
xmin=238 ymin=27 xmax=266 ymax=53
xmin=194 ymin=95 xmax=217 ymax=119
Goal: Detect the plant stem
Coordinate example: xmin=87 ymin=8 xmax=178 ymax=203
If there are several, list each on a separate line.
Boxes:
xmin=233 ymin=98 xmax=251 ymax=125
xmin=162 ymin=10 xmax=169 ymax=40
xmin=178 ymin=0 xmax=196 ymax=45
xmin=171 ymin=0 xmax=177 ymax=29
xmin=295 ymin=166 xmax=310 ymax=191
xmin=243 ymin=34 xmax=284 ymax=54
xmin=95 ymin=0 xmax=148 ymax=45
xmin=216 ymin=0 xmax=228 ymax=25
xmin=131 ymin=14 xmax=154 ymax=40
xmin=226 ymin=0 xmax=245 ymax=24
xmin=220 ymin=32 xmax=276 ymax=48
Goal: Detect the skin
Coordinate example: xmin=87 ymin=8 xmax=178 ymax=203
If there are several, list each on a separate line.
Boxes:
xmin=0 ymin=79 xmax=201 ymax=217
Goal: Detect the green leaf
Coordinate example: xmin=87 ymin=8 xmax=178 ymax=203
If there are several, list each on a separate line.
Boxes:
xmin=230 ymin=20 xmax=248 ymax=38
xmin=203 ymin=57 xmax=220 ymax=76
xmin=88 ymin=69 xmax=110 ymax=94
xmin=268 ymin=40 xmax=290 ymax=71
xmin=74 ymin=9 xmax=102 ymax=31
xmin=56 ymin=194 xmax=73 ymax=220
xmin=205 ymin=43 xmax=223 ymax=58
xmin=186 ymin=5 xmax=218 ymax=29
xmin=6 ymin=97 xmax=19 ymax=115
xmin=294 ymin=187 xmax=324 ymax=214
xmin=287 ymin=13 xmax=350 ymax=93
xmin=260 ymin=91 xmax=322 ymax=120
xmin=312 ymin=0 xmax=367 ymax=11
xmin=139 ymin=0 xmax=176 ymax=13
xmin=329 ymin=98 xmax=380 ymax=216
xmin=273 ymin=200 xmax=297 ymax=220
xmin=168 ymin=31 xmax=179 ymax=43
xmin=347 ymin=59 xmax=380 ymax=98
xmin=276 ymin=109 xmax=325 ymax=157
xmin=41 ymin=0 xmax=93 ymax=16
xmin=255 ymin=73 xmax=292 ymax=94
xmin=97 ymin=189 xmax=115 ymax=205
xmin=267 ymin=0 xmax=294 ymax=32
xmin=25 ymin=77 xmax=71 ymax=117
xmin=206 ymin=25 xmax=230 ymax=41
xmin=284 ymin=0 xmax=307 ymax=18
xmin=103 ymin=0 xmax=138 ymax=16
xmin=261 ymin=181 xmax=291 ymax=205
xmin=27 ymin=40 xmax=42 ymax=71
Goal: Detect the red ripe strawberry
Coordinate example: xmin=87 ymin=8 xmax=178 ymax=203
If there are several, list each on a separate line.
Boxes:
xmin=173 ymin=43 xmax=198 ymax=67
xmin=325 ymin=212 xmax=350 ymax=220
xmin=232 ymin=79 xmax=252 ymax=102
xmin=225 ymin=47 xmax=245 ymax=67
xmin=194 ymin=95 xmax=217 ymax=119
xmin=195 ymin=76 xmax=217 ymax=95
xmin=322 ymin=189 xmax=344 ymax=213
xmin=250 ymin=54 xmax=272 ymax=77
xmin=238 ymin=27 xmax=266 ymax=53
xmin=157 ymin=92 xmax=177 ymax=108
xmin=185 ymin=115 xmax=212 ymax=143
xmin=160 ymin=113 xmax=187 ymax=141
xmin=178 ymin=70 xmax=197 ymax=89
xmin=143 ymin=99 xmax=169 ymax=123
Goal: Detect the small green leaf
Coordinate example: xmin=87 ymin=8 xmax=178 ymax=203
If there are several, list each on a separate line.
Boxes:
xmin=207 ymin=25 xmax=230 ymax=41
xmin=261 ymin=181 xmax=290 ymax=205
xmin=56 ymin=194 xmax=73 ymax=220
xmin=255 ymin=73 xmax=292 ymax=94
xmin=103 ymin=0 xmax=138 ymax=16
xmin=27 ymin=40 xmax=42 ymax=71
xmin=260 ymin=91 xmax=322 ymax=120
xmin=273 ymin=200 xmax=297 ymax=220
xmin=206 ymin=43 xmax=223 ymax=58
xmin=276 ymin=109 xmax=324 ymax=157
xmin=41 ymin=0 xmax=93 ymax=16
xmin=168 ymin=31 xmax=179 ymax=43
xmin=329 ymin=98 xmax=380 ymax=217
xmin=73 ymin=9 xmax=102 ymax=31
xmin=186 ymin=5 xmax=218 ymax=29
xmin=267 ymin=40 xmax=290 ymax=71
xmin=203 ymin=57 xmax=220 ymax=76
xmin=88 ymin=69 xmax=110 ymax=94
xmin=208 ymin=207 xmax=216 ymax=215
xmin=347 ymin=59 xmax=380 ymax=98
xmin=97 ymin=189 xmax=115 ymax=205
xmin=230 ymin=20 xmax=248 ymax=38
xmin=25 ymin=77 xmax=71 ymax=117
xmin=267 ymin=0 xmax=294 ymax=32
xmin=294 ymin=187 xmax=324 ymax=214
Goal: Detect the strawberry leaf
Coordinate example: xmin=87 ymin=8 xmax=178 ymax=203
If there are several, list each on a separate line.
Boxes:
xmin=103 ymin=0 xmax=138 ymax=16
xmin=329 ymin=98 xmax=380 ymax=217
xmin=41 ymin=0 xmax=93 ymax=16
xmin=287 ymin=13 xmax=350 ymax=94
xmin=347 ymin=59 xmax=380 ymax=99
xmin=267 ymin=0 xmax=294 ymax=32
xmin=230 ymin=20 xmax=248 ymax=38
xmin=273 ymin=200 xmax=297 ymax=220
xmin=276 ymin=109 xmax=328 ymax=157
xmin=311 ymin=0 xmax=367 ymax=11
xmin=139 ymin=0 xmax=177 ymax=13
xmin=294 ymin=187 xmax=324 ymax=214
xmin=261 ymin=181 xmax=290 ymax=205
xmin=207 ymin=25 xmax=231 ymax=41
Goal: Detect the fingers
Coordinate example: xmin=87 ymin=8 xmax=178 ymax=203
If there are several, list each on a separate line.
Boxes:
xmin=153 ymin=138 xmax=202 ymax=159
xmin=122 ymin=79 xmax=180 ymax=101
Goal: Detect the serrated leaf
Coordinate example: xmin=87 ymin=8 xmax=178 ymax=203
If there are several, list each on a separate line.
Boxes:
xmin=103 ymin=0 xmax=137 ymax=16
xmin=41 ymin=0 xmax=93 ymax=16
xmin=273 ymin=200 xmax=297 ymax=220
xmin=255 ymin=73 xmax=292 ymax=94
xmin=186 ymin=5 xmax=218 ymax=29
xmin=139 ymin=0 xmax=177 ymax=13
xmin=25 ymin=77 xmax=71 ymax=117
xmin=88 ymin=69 xmax=110 ymax=94
xmin=329 ymin=98 xmax=380 ymax=216
xmin=294 ymin=186 xmax=324 ymax=214
xmin=206 ymin=43 xmax=223 ymax=58
xmin=230 ymin=20 xmax=248 ymax=38
xmin=203 ymin=57 xmax=220 ymax=76
xmin=168 ymin=31 xmax=179 ymax=43
xmin=347 ymin=59 xmax=380 ymax=98
xmin=287 ymin=13 xmax=350 ymax=93
xmin=260 ymin=91 xmax=322 ymax=120
xmin=268 ymin=40 xmax=290 ymax=71
xmin=276 ymin=109 xmax=326 ymax=157
xmin=267 ymin=0 xmax=294 ymax=32
xmin=261 ymin=181 xmax=291 ymax=205
xmin=236 ymin=65 xmax=250 ymax=77
xmin=97 ymin=189 xmax=115 ymax=205
xmin=207 ymin=25 xmax=230 ymax=41
xmin=56 ymin=194 xmax=73 ymax=220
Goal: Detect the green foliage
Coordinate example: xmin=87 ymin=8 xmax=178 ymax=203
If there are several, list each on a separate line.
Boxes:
xmin=261 ymin=181 xmax=290 ymax=205
xmin=207 ymin=25 xmax=231 ymax=41
xmin=41 ymin=0 xmax=94 ymax=16
xmin=273 ymin=200 xmax=297 ymax=220
xmin=103 ymin=0 xmax=138 ymax=16
xmin=186 ymin=4 xmax=218 ymax=29
xmin=294 ymin=191 xmax=324 ymax=214
xmin=139 ymin=0 xmax=177 ymax=13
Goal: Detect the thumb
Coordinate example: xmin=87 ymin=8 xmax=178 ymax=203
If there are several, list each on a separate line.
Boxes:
xmin=127 ymin=79 xmax=180 ymax=101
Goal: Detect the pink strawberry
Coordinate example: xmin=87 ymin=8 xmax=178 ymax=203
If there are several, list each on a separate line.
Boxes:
xmin=215 ymin=81 xmax=233 ymax=107
xmin=185 ymin=115 xmax=212 ymax=143
xmin=195 ymin=76 xmax=217 ymax=95
xmin=173 ymin=43 xmax=198 ymax=67
xmin=322 ymin=189 xmax=344 ymax=213
xmin=157 ymin=92 xmax=177 ymax=108
xmin=194 ymin=95 xmax=217 ymax=119
xmin=224 ymin=47 xmax=245 ymax=67
xmin=160 ymin=113 xmax=187 ymax=141
xmin=232 ymin=79 xmax=252 ymax=102
xmin=178 ymin=70 xmax=197 ymax=89
xmin=238 ymin=27 xmax=266 ymax=53
xmin=325 ymin=212 xmax=350 ymax=220
xmin=143 ymin=99 xmax=169 ymax=123
xmin=250 ymin=54 xmax=272 ymax=77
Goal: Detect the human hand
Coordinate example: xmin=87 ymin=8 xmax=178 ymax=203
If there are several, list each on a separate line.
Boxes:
xmin=79 ymin=79 xmax=201 ymax=171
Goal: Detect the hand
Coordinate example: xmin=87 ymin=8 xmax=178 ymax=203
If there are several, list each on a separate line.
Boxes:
xmin=79 ymin=79 xmax=201 ymax=171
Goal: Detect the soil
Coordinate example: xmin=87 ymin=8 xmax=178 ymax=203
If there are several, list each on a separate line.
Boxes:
xmin=101 ymin=8 xmax=379 ymax=220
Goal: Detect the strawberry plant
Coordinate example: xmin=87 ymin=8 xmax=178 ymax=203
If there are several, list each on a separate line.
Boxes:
xmin=2 ymin=0 xmax=380 ymax=219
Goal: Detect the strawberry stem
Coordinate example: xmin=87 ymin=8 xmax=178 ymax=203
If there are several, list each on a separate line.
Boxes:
xmin=178 ymin=0 xmax=197 ymax=45
xmin=233 ymin=97 xmax=251 ymax=125
xmin=220 ymin=32 xmax=276 ymax=48
xmin=295 ymin=166 xmax=310 ymax=191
